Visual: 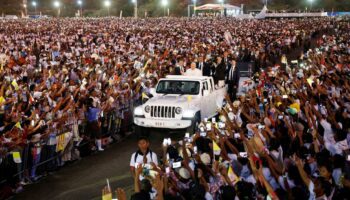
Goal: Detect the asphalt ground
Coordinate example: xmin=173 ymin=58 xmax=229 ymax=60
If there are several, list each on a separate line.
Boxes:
xmin=15 ymin=129 xmax=185 ymax=200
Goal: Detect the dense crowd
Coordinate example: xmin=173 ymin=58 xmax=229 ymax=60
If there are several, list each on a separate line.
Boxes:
xmin=0 ymin=16 xmax=349 ymax=199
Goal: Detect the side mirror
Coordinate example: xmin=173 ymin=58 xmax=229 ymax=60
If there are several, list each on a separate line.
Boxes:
xmin=150 ymin=88 xmax=156 ymax=97
xmin=203 ymin=90 xmax=210 ymax=97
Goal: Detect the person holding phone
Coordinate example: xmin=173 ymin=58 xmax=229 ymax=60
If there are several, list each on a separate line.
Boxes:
xmin=130 ymin=136 xmax=158 ymax=178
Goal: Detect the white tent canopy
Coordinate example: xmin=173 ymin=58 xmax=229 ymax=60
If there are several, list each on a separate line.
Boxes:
xmin=195 ymin=4 xmax=241 ymax=11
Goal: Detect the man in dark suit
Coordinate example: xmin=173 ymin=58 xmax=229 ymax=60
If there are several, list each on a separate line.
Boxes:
xmin=214 ymin=56 xmax=226 ymax=86
xmin=197 ymin=55 xmax=212 ymax=77
xmin=223 ymin=51 xmax=230 ymax=72
xmin=173 ymin=59 xmax=184 ymax=75
xmin=226 ymin=58 xmax=240 ymax=101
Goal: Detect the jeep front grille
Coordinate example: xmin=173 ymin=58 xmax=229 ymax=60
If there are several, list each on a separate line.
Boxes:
xmin=150 ymin=106 xmax=175 ymax=118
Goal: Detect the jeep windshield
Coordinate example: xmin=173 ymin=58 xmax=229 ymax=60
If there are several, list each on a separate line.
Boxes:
xmin=156 ymin=80 xmax=200 ymax=95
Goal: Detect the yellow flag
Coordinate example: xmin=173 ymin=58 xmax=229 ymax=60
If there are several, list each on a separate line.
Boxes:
xmin=228 ymin=166 xmax=239 ymax=183
xmin=102 ymin=193 xmax=112 ymax=200
xmin=11 ymin=80 xmax=19 ymax=90
xmin=187 ymin=95 xmax=192 ymax=102
xmin=213 ymin=140 xmax=221 ymax=155
xmin=307 ymin=78 xmax=314 ymax=86
xmin=0 ymin=96 xmax=5 ymax=104
xmin=56 ymin=134 xmax=65 ymax=152
xmin=15 ymin=122 xmax=22 ymax=129
xmin=276 ymin=102 xmax=282 ymax=107
xmin=12 ymin=152 xmax=22 ymax=163
xmin=290 ymin=103 xmax=300 ymax=112
xmin=142 ymin=92 xmax=149 ymax=100
xmin=143 ymin=59 xmax=151 ymax=69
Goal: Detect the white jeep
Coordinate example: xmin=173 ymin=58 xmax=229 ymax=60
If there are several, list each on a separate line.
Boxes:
xmin=133 ymin=75 xmax=227 ymax=133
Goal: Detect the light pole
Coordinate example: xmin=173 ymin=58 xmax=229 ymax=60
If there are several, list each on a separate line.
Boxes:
xmin=161 ymin=0 xmax=168 ymax=17
xmin=308 ymin=0 xmax=314 ymax=11
xmin=218 ymin=0 xmax=224 ymax=17
xmin=54 ymin=1 xmax=60 ymax=17
xmin=193 ymin=0 xmax=196 ymax=17
xmin=77 ymin=0 xmax=83 ymax=17
xmin=104 ymin=0 xmax=111 ymax=17
xmin=23 ymin=3 xmax=28 ymax=17
xmin=132 ymin=0 xmax=138 ymax=18
xmin=32 ymin=1 xmax=37 ymax=15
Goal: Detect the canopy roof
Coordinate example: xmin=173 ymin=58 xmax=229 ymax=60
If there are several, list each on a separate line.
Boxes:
xmin=195 ymin=4 xmax=241 ymax=11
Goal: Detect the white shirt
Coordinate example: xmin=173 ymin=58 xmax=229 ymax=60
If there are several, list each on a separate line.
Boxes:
xmin=185 ymin=68 xmax=202 ymax=77
xmin=130 ymin=151 xmax=158 ymax=168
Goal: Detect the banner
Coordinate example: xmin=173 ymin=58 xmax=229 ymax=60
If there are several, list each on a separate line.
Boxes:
xmin=56 ymin=132 xmax=73 ymax=152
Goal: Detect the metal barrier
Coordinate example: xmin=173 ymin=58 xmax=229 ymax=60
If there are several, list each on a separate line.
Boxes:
xmin=0 ymin=99 xmax=137 ymax=193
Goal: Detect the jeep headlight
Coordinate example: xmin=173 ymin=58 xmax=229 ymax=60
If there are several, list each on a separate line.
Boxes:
xmin=175 ymin=107 xmax=182 ymax=114
xmin=134 ymin=107 xmax=144 ymax=116
xmin=144 ymin=105 xmax=151 ymax=113
xmin=183 ymin=110 xmax=195 ymax=118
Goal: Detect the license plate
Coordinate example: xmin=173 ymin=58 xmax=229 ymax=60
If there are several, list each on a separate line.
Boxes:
xmin=155 ymin=122 xmax=164 ymax=126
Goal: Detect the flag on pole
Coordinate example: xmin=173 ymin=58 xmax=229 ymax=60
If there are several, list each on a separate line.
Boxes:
xmin=290 ymin=102 xmax=300 ymax=113
xmin=11 ymin=80 xmax=19 ymax=90
xmin=143 ymin=59 xmax=152 ymax=70
xmin=12 ymin=152 xmax=22 ymax=163
xmin=213 ymin=140 xmax=221 ymax=155
xmin=187 ymin=95 xmax=192 ymax=102
xmin=228 ymin=166 xmax=239 ymax=184
xmin=0 ymin=96 xmax=5 ymax=104
xmin=307 ymin=77 xmax=314 ymax=86
xmin=142 ymin=92 xmax=149 ymax=100
xmin=15 ymin=122 xmax=22 ymax=130
xmin=102 ymin=178 xmax=112 ymax=200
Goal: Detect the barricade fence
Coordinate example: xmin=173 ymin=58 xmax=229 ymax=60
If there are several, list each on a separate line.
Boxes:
xmin=0 ymin=99 xmax=138 ymax=189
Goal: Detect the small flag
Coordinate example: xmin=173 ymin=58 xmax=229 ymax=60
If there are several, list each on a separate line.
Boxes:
xmin=56 ymin=134 xmax=65 ymax=152
xmin=102 ymin=193 xmax=112 ymax=200
xmin=276 ymin=102 xmax=282 ymax=107
xmin=187 ymin=95 xmax=192 ymax=102
xmin=11 ymin=80 xmax=19 ymax=90
xmin=143 ymin=59 xmax=151 ymax=69
xmin=12 ymin=152 xmax=22 ymax=163
xmin=307 ymin=78 xmax=314 ymax=86
xmin=15 ymin=122 xmax=22 ymax=130
xmin=142 ymin=92 xmax=149 ymax=100
xmin=102 ymin=179 xmax=112 ymax=200
xmin=290 ymin=103 xmax=300 ymax=113
xmin=228 ymin=166 xmax=239 ymax=184
xmin=0 ymin=96 xmax=5 ymax=104
xmin=213 ymin=140 xmax=221 ymax=155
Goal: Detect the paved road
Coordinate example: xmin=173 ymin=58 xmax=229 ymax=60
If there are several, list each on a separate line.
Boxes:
xmin=15 ymin=129 xmax=185 ymax=200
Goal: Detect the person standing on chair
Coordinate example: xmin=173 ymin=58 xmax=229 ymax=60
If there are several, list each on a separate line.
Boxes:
xmin=226 ymin=58 xmax=240 ymax=101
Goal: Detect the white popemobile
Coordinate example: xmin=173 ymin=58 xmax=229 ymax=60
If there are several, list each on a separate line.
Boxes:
xmin=133 ymin=75 xmax=227 ymax=133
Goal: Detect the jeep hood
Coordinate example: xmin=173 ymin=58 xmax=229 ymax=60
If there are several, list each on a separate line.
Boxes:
xmin=145 ymin=95 xmax=200 ymax=107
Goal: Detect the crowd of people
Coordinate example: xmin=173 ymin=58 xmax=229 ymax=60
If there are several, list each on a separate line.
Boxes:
xmin=112 ymin=18 xmax=349 ymax=199
xmin=0 ymin=16 xmax=349 ymax=199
